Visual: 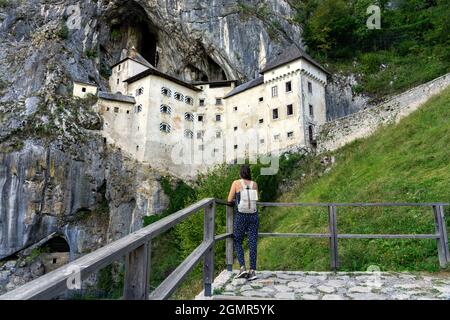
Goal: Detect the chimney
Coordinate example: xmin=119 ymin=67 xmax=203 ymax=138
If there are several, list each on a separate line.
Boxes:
xmin=130 ymin=46 xmax=137 ymax=58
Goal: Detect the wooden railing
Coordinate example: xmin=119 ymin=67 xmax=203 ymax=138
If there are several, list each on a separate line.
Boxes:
xmin=0 ymin=200 xmax=448 ymax=300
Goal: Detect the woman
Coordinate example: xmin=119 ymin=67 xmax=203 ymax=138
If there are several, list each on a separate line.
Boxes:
xmin=227 ymin=165 xmax=259 ymax=281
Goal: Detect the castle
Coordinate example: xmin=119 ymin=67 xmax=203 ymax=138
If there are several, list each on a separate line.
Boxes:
xmin=73 ymin=46 xmax=329 ymax=178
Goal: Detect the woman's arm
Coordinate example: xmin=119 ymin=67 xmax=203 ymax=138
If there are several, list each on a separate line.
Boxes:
xmin=227 ymin=181 xmax=236 ymax=203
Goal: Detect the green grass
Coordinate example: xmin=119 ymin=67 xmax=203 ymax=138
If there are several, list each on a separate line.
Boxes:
xmin=258 ymin=87 xmax=450 ymax=273
xmin=327 ymin=48 xmax=450 ymax=100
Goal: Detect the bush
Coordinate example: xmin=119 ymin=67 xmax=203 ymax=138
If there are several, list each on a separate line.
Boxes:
xmin=57 ymin=23 xmax=69 ymax=40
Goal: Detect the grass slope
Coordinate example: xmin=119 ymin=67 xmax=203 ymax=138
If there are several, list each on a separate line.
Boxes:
xmin=258 ymin=88 xmax=450 ymax=272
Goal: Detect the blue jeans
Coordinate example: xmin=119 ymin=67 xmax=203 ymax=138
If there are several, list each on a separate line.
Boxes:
xmin=234 ymin=212 xmax=259 ymax=270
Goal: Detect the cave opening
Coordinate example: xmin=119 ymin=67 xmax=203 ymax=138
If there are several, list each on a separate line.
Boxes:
xmin=105 ymin=1 xmax=159 ymax=67
xmin=41 ymin=236 xmax=70 ymax=253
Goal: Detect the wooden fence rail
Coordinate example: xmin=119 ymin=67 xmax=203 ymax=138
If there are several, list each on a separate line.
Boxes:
xmin=0 ymin=200 xmax=448 ymax=300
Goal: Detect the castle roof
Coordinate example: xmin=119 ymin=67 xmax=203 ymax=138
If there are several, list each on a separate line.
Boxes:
xmin=124 ymin=67 xmax=202 ymax=92
xmin=260 ymin=44 xmax=330 ymax=75
xmin=98 ymin=91 xmax=136 ymax=104
xmin=111 ymin=48 xmax=154 ymax=69
xmin=224 ymin=76 xmax=264 ymax=99
xmin=73 ymin=79 xmax=98 ymax=87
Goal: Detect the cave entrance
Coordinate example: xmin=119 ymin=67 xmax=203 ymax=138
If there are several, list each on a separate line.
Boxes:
xmin=107 ymin=1 xmax=159 ymax=67
xmin=42 ymin=236 xmax=70 ymax=253
xmin=40 ymin=235 xmax=71 ymax=273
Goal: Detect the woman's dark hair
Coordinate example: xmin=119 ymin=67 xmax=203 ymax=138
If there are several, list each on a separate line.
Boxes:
xmin=240 ymin=165 xmax=252 ymax=181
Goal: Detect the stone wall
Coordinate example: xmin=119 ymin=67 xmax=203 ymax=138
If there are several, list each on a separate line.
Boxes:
xmin=318 ymin=73 xmax=450 ymax=152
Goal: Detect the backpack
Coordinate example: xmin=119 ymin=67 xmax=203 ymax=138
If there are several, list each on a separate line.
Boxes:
xmin=237 ymin=180 xmax=259 ymax=214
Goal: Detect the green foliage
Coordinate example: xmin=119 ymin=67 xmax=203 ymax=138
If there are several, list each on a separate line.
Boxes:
xmin=110 ymin=29 xmax=121 ymax=40
xmin=291 ymin=0 xmax=450 ymax=97
xmin=57 ymin=23 xmax=69 ymax=40
xmin=85 ymin=48 xmax=98 ymax=59
xmin=259 ymin=88 xmax=450 ymax=272
xmin=143 ymin=177 xmax=196 ymax=226
xmin=0 ymin=0 xmax=11 ymax=8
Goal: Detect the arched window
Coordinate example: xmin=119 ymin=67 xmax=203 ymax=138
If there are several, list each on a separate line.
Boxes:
xmin=161 ymin=87 xmax=172 ymax=97
xmin=184 ymin=130 xmax=194 ymax=139
xmin=160 ymin=105 xmax=172 ymax=115
xmin=174 ymin=92 xmax=184 ymax=101
xmin=184 ymin=112 xmax=194 ymax=122
xmin=185 ymin=96 xmax=194 ymax=105
xmin=135 ymin=104 xmax=143 ymax=113
xmin=160 ymin=123 xmax=171 ymax=133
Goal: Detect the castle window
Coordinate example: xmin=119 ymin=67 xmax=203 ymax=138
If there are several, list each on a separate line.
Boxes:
xmin=114 ymin=107 xmax=119 ymax=113
xmin=160 ymin=123 xmax=171 ymax=133
xmin=308 ymin=82 xmax=313 ymax=94
xmin=272 ymin=108 xmax=279 ymax=120
xmin=309 ymin=104 xmax=314 ymax=118
xmin=174 ymin=92 xmax=184 ymax=101
xmin=271 ymin=86 xmax=278 ymax=98
xmin=234 ymin=145 xmax=238 ymax=150
xmin=259 ymin=119 xmax=264 ymax=124
xmin=106 ymin=107 xmax=110 ymax=112
xmin=287 ymin=104 xmax=294 ymax=116
xmin=118 ymin=65 xmax=121 ymax=71
xmin=286 ymin=81 xmax=292 ymax=92
xmin=216 ymin=114 xmax=222 ymax=122
xmin=161 ymin=87 xmax=172 ymax=97
xmin=215 ymin=98 xmax=223 ymax=105
xmin=199 ymin=145 xmax=204 ymax=151
xmin=135 ymin=105 xmax=143 ymax=113
xmin=185 ymin=96 xmax=194 ymax=105
xmin=287 ymin=131 xmax=294 ymax=139
xmin=126 ymin=110 xmax=130 ymax=114
xmin=260 ymin=139 xmax=265 ymax=144
xmin=233 ymin=106 xmax=238 ymax=112
xmin=216 ymin=131 xmax=222 ymax=139
xmin=197 ymin=131 xmax=204 ymax=139
xmin=160 ymin=105 xmax=172 ymax=115
xmin=274 ymin=134 xmax=280 ymax=141
xmin=198 ymin=115 xmax=204 ymax=122
xmin=117 ymin=79 xmax=120 ymax=85
xmin=259 ymin=97 xmax=264 ymax=102
xmin=184 ymin=130 xmax=194 ymax=139
xmin=136 ymin=87 xmax=144 ymax=96
xmin=185 ymin=112 xmax=194 ymax=122
xmin=82 ymin=87 xmax=87 ymax=93
xmin=199 ymin=99 xmax=205 ymax=107
xmin=234 ymin=126 xmax=238 ymax=131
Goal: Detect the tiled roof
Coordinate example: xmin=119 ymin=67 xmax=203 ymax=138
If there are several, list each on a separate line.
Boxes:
xmin=260 ymin=44 xmax=329 ymax=75
xmin=73 ymin=79 xmax=98 ymax=86
xmin=111 ymin=50 xmax=153 ymax=69
xmin=124 ymin=67 xmax=202 ymax=92
xmin=224 ymin=76 xmax=264 ymax=99
xmin=98 ymin=92 xmax=136 ymax=104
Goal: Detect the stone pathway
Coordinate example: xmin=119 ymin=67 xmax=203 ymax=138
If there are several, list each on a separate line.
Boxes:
xmin=196 ymin=271 xmax=450 ymax=300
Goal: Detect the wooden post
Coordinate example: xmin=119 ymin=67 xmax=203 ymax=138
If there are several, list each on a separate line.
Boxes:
xmin=123 ymin=242 xmax=150 ymax=300
xmin=226 ymin=205 xmax=234 ymax=272
xmin=433 ymin=205 xmax=449 ymax=267
xmin=203 ymin=202 xmax=216 ymax=297
xmin=328 ymin=206 xmax=339 ymax=271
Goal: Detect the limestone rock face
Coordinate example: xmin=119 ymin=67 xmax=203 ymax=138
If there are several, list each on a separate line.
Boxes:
xmin=0 ymin=138 xmax=169 ymax=260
